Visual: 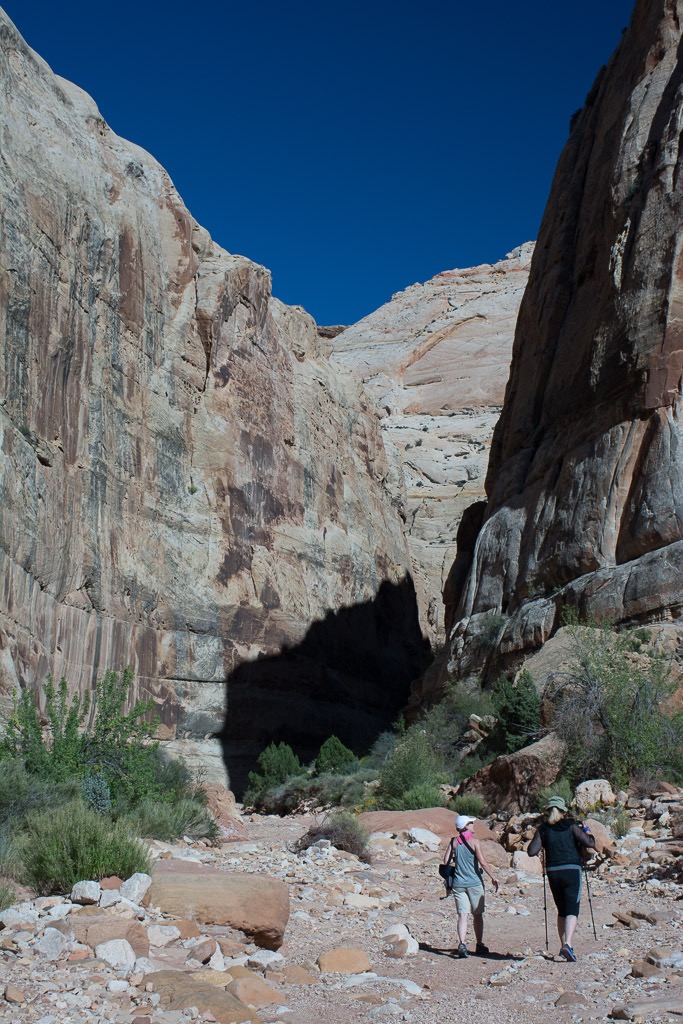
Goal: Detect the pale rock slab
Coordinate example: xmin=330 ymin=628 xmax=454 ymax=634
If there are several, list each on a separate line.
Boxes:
xmin=120 ymin=872 xmax=152 ymax=905
xmin=95 ymin=938 xmax=137 ymax=969
xmin=575 ymin=780 xmax=617 ymax=813
xmin=71 ymin=880 xmax=101 ymax=905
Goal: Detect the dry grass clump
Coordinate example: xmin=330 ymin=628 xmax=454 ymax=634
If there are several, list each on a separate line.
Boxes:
xmin=293 ymin=810 xmax=371 ymax=862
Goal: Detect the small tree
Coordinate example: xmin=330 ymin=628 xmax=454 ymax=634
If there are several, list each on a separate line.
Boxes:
xmin=550 ymin=619 xmax=683 ymax=787
xmin=375 ymin=730 xmax=445 ymax=809
xmin=314 ymin=736 xmax=357 ymax=776
xmin=491 ymin=670 xmax=541 ymax=753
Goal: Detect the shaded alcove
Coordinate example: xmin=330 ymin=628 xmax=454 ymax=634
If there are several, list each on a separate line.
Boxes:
xmin=219 ymin=576 xmax=431 ymax=797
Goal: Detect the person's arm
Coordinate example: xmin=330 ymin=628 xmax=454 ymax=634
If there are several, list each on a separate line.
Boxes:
xmin=472 ymin=839 xmax=499 ymax=889
xmin=443 ymin=838 xmax=455 ymax=865
xmin=572 ymin=824 xmax=596 ymax=850
xmin=527 ymin=828 xmax=543 ymax=857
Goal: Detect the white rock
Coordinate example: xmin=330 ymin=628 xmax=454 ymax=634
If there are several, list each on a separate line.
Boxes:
xmin=343 ymin=893 xmax=380 ymax=910
xmin=44 ymin=904 xmax=72 ymax=921
xmin=133 ymin=956 xmax=157 ymax=975
xmin=380 ymin=923 xmax=419 ymax=954
xmin=95 ymin=938 xmax=137 ymax=968
xmin=247 ymin=949 xmax=285 ymax=969
xmin=208 ymin=947 xmax=225 ymax=971
xmin=99 ymin=889 xmax=122 ymax=909
xmin=0 ymin=903 xmax=39 ymax=929
xmin=574 ymin=780 xmax=616 ymax=812
xmin=407 ymin=827 xmax=441 ymax=851
xmin=34 ymin=927 xmax=70 ymax=960
xmin=147 ymin=924 xmax=181 ymax=947
xmin=119 ymin=872 xmax=152 ymax=904
xmin=107 ymin=979 xmax=130 ymax=993
xmin=71 ymin=880 xmax=101 ymax=905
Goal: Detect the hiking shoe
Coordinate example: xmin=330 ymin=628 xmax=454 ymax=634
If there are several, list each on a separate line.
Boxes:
xmin=560 ymin=944 xmax=577 ymax=962
xmin=475 ymin=943 xmax=490 ymax=955
xmin=457 ymin=942 xmax=469 ymax=958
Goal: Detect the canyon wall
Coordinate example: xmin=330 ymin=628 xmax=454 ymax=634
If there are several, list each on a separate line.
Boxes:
xmin=445 ymin=0 xmax=683 ymax=679
xmin=0 ymin=9 xmax=426 ymax=778
xmin=331 ymin=245 xmax=532 ymax=641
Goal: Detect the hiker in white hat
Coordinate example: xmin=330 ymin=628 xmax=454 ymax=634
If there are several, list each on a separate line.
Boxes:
xmin=443 ymin=813 xmax=499 ymax=958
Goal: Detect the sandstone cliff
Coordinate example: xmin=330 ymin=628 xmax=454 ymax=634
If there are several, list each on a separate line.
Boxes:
xmin=331 ymin=245 xmax=532 ymax=640
xmin=0 ymin=8 xmax=425 ymax=777
xmin=445 ymin=0 xmax=683 ymax=678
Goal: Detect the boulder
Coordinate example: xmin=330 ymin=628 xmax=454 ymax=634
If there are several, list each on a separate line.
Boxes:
xmin=583 ymin=817 xmax=615 ymax=855
xmin=479 ymin=840 xmax=510 ymax=870
xmin=226 ymin=974 xmax=279 ymax=1007
xmin=95 ymin=938 xmax=137 ymax=969
xmin=575 ymin=780 xmax=616 ymax=813
xmin=150 ymin=969 xmax=261 ymax=1024
xmin=455 ymin=733 xmax=566 ymax=812
xmin=147 ymin=861 xmax=289 ymax=950
xmin=203 ymin=784 xmax=248 ymax=841
xmin=71 ymin=881 xmax=101 ymax=905
xmin=67 ymin=913 xmax=149 ymax=958
xmin=317 ymin=947 xmax=372 ymax=973
xmin=381 ymin=923 xmax=418 ymax=955
xmin=511 ymin=851 xmax=543 ymax=876
xmin=120 ymin=873 xmax=152 ymax=905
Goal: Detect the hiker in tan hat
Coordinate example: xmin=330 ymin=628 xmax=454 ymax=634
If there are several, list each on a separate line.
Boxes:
xmin=528 ymin=795 xmax=596 ymax=961
xmin=443 ymin=814 xmax=499 ymax=958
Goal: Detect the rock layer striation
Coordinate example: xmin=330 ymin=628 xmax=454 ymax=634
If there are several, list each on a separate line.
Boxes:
xmin=446 ymin=0 xmax=683 ymax=677
xmin=0 ymin=10 xmax=422 ymax=767
xmin=331 ymin=245 xmax=532 ymax=640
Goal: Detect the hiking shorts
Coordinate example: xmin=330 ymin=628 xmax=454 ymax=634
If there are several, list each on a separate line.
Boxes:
xmin=453 ymin=884 xmax=485 ymax=915
xmin=547 ymin=866 xmax=582 ymax=917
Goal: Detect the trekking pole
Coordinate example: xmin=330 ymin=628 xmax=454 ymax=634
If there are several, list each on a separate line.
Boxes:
xmin=542 ymin=851 xmax=549 ymax=951
xmin=583 ymin=866 xmax=598 ymax=941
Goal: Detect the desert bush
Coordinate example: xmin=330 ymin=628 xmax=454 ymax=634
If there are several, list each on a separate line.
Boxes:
xmin=82 ymin=772 xmax=112 ymax=815
xmin=0 ymin=758 xmax=81 ymax=827
xmin=590 ymin=805 xmax=630 ymax=839
xmin=0 ymin=670 xmax=161 ymax=805
xmin=481 ymin=610 xmax=508 ymax=648
xmin=364 ymin=731 xmax=397 ymax=769
xmin=383 ymin=782 xmax=445 ymax=811
xmin=123 ymin=797 xmax=218 ymax=843
xmin=490 ymin=670 xmax=541 ymax=754
xmin=532 ymin=777 xmax=574 ymax=812
xmin=375 ymin=730 xmax=445 ymax=809
xmin=244 ymin=741 xmax=302 ymax=807
xmin=416 ymin=684 xmax=496 ymax=776
xmin=18 ymin=800 xmax=151 ymax=895
xmin=0 ymin=882 xmax=16 ymax=912
xmin=448 ymin=794 xmax=486 ymax=817
xmin=549 ymin=619 xmax=683 ymax=788
xmin=293 ymin=810 xmax=370 ymax=861
xmin=314 ymin=735 xmax=357 ymax=776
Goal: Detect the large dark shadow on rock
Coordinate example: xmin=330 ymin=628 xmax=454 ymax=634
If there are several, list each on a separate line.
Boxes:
xmin=220 ymin=576 xmax=431 ymax=798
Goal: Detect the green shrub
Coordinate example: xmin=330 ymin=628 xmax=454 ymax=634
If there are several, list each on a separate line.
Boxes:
xmin=0 ymin=883 xmax=16 ymax=912
xmin=532 ymin=777 xmax=574 ymax=812
xmin=123 ymin=797 xmax=218 ymax=843
xmin=590 ymin=805 xmax=631 ymax=839
xmin=383 ymin=782 xmax=445 ymax=811
xmin=482 ymin=610 xmax=508 ymax=648
xmin=375 ymin=730 xmax=445 ymax=809
xmin=0 ymin=758 xmax=81 ymax=827
xmin=551 ymin=620 xmax=683 ymax=787
xmin=293 ymin=810 xmax=370 ymax=861
xmin=415 ymin=684 xmax=496 ymax=777
xmin=82 ymin=772 xmax=112 ymax=815
xmin=364 ymin=731 xmax=397 ymax=769
xmin=18 ymin=801 xmax=151 ymax=895
xmin=448 ymin=794 xmax=486 ymax=817
xmin=490 ymin=670 xmax=541 ymax=754
xmin=244 ymin=742 xmax=302 ymax=806
xmin=314 ymin=736 xmax=357 ymax=776
xmin=0 ymin=670 xmax=161 ymax=806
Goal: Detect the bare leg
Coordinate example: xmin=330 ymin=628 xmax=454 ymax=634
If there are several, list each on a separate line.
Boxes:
xmin=563 ymin=915 xmax=578 ymax=947
xmin=473 ymin=913 xmax=484 ymax=945
xmin=457 ymin=913 xmax=468 ymax=944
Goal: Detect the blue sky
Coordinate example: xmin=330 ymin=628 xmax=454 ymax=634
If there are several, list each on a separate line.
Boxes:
xmin=4 ymin=1 xmax=634 ymax=325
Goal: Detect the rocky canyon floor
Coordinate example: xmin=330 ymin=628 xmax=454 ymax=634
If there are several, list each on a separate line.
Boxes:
xmin=1 ymin=811 xmax=682 ymax=1024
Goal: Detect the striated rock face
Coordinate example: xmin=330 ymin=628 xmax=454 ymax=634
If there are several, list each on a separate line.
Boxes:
xmin=331 ymin=245 xmax=532 ymax=640
xmin=0 ymin=10 xmax=424 ymax=772
xmin=446 ymin=0 xmax=683 ymax=677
